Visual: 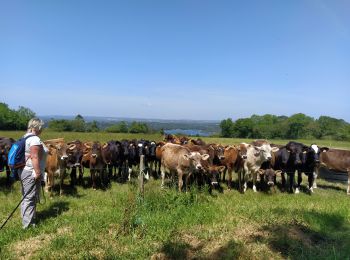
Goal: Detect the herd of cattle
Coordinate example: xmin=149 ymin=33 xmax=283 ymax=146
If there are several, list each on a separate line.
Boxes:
xmin=0 ymin=135 xmax=349 ymax=196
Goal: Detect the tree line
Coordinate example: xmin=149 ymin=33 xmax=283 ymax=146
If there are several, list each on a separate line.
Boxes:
xmin=220 ymin=113 xmax=350 ymax=141
xmin=0 ymin=103 xmax=36 ymax=130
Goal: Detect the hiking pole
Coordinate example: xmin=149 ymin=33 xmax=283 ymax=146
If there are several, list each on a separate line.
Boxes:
xmin=0 ymin=182 xmax=36 ymax=231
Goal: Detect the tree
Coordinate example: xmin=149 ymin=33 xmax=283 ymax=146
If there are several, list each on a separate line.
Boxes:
xmin=71 ymin=114 xmax=86 ymax=132
xmin=105 ymin=121 xmax=129 ymax=133
xmin=220 ymin=118 xmax=235 ymax=137
xmin=286 ymin=113 xmax=314 ymax=139
xmin=129 ymin=121 xmax=149 ymax=133
xmin=233 ymin=118 xmax=254 ymax=138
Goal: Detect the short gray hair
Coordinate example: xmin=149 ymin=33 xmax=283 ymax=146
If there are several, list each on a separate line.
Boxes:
xmin=27 ymin=118 xmax=45 ymax=131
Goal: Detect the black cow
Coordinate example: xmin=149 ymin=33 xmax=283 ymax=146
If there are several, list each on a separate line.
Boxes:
xmin=0 ymin=137 xmax=15 ymax=183
xmin=102 ymin=140 xmax=122 ymax=182
xmin=67 ymin=140 xmax=84 ymax=185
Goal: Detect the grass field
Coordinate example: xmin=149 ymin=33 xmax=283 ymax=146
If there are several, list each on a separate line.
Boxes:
xmin=0 ymin=131 xmax=349 ymax=259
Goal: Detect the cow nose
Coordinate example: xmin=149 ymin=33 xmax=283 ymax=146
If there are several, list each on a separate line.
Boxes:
xmin=92 ymin=154 xmax=97 ymax=158
xmin=267 ymin=156 xmax=272 ymax=161
xmin=219 ymin=156 xmax=225 ymax=160
xmin=211 ymin=181 xmax=218 ymax=186
xmin=242 ymin=155 xmax=247 ymax=159
xmin=268 ymin=181 xmax=274 ymax=186
xmin=196 ymin=165 xmax=203 ymax=170
xmin=74 ymin=163 xmax=80 ymax=166
xmin=61 ymin=155 xmax=68 ymax=160
xmin=296 ymin=160 xmax=301 ymax=164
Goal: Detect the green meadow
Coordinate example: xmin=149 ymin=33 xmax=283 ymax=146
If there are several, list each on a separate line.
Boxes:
xmin=0 ymin=131 xmax=349 ymax=259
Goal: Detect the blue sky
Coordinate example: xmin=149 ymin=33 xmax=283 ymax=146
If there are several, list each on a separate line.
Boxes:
xmin=1 ymin=0 xmax=349 ymax=121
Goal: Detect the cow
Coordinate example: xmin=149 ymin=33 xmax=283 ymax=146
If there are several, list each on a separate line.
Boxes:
xmin=86 ymin=142 xmax=107 ymax=190
xmin=0 ymin=137 xmax=15 ymax=182
xmin=220 ymin=144 xmax=248 ymax=189
xmin=45 ymin=141 xmax=72 ymax=196
xmin=147 ymin=141 xmax=158 ymax=178
xmin=160 ymin=143 xmax=209 ymax=192
xmin=238 ymin=142 xmax=279 ymax=193
xmin=101 ymin=140 xmax=122 ymax=182
xmin=66 ymin=140 xmax=84 ymax=185
xmin=316 ymin=148 xmax=350 ymax=195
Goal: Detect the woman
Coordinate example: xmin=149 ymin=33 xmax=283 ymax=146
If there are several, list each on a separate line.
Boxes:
xmin=19 ymin=118 xmax=47 ymax=229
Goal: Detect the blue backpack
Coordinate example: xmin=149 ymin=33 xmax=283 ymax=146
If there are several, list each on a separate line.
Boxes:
xmin=8 ymin=135 xmax=34 ymax=173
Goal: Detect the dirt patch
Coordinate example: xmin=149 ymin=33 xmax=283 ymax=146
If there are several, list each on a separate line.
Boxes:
xmin=11 ymin=233 xmax=53 ymax=260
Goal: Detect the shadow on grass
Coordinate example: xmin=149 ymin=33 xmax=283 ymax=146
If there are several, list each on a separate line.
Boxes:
xmin=264 ymin=208 xmax=350 ymax=259
xmin=0 ymin=175 xmax=16 ymax=196
xmin=317 ymin=183 xmax=346 ymax=192
xmin=37 ymin=201 xmax=70 ymax=222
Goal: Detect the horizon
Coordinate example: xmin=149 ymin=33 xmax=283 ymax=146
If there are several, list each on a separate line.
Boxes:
xmin=1 ymin=1 xmax=349 ymax=121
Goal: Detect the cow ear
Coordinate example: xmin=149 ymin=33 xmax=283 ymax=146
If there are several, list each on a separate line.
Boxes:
xmin=321 ymin=147 xmax=329 ymax=152
xmin=271 ymin=147 xmax=279 ymax=153
xmin=183 ymin=154 xmax=190 ymax=161
xmin=275 ymin=170 xmax=282 ymax=176
xmin=201 ymin=154 xmax=210 ymax=161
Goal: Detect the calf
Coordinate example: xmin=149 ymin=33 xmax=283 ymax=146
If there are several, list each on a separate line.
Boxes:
xmin=45 ymin=141 xmax=70 ymax=196
xmin=160 ymin=143 xmax=209 ymax=192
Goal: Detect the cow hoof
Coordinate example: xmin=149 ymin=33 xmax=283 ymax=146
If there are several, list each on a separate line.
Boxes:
xmin=145 ymin=173 xmax=149 ymax=180
xmin=313 ymin=184 xmax=317 ymax=189
xmin=308 ymin=187 xmax=314 ymax=193
xmin=253 ymin=186 xmax=257 ymax=192
xmin=93 ymin=188 xmax=97 ymax=191
xmin=295 ymin=188 xmax=300 ymax=194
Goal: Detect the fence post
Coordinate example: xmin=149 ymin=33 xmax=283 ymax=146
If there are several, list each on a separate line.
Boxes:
xmin=139 ymin=155 xmax=145 ymax=199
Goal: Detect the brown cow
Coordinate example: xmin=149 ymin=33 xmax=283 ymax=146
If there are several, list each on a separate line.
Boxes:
xmin=317 ymin=148 xmax=350 ymax=195
xmin=45 ymin=141 xmax=74 ymax=196
xmin=220 ymin=144 xmax=249 ymax=189
xmin=160 ymin=143 xmax=209 ymax=192
xmin=86 ymin=142 xmax=107 ymax=190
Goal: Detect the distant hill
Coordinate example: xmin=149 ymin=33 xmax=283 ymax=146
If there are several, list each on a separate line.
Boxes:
xmin=40 ymin=115 xmax=221 ymax=136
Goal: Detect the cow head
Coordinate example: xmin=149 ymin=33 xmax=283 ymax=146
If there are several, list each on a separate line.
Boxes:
xmin=90 ymin=142 xmax=102 ymax=162
xmin=259 ymin=169 xmax=282 ymax=186
xmin=207 ymin=165 xmax=225 ymax=186
xmin=67 ymin=141 xmax=82 ymax=167
xmin=303 ymin=144 xmax=329 ymax=166
xmin=285 ymin=142 xmax=308 ymax=166
xmin=238 ymin=143 xmax=250 ymax=159
xmin=121 ymin=140 xmax=130 ymax=156
xmin=149 ymin=141 xmax=157 ymax=157
xmin=183 ymin=152 xmax=210 ymax=170
xmin=254 ymin=144 xmax=279 ymax=161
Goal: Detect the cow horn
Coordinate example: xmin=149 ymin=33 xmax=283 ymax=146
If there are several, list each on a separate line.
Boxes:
xmin=68 ymin=144 xmax=76 ymax=150
xmin=103 ymin=143 xmax=108 ymax=149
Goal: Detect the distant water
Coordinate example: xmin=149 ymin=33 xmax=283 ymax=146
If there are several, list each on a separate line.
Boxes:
xmin=164 ymin=129 xmax=212 ymax=137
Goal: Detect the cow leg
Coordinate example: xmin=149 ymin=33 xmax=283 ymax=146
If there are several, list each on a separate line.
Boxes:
xmin=313 ymin=168 xmax=318 ymax=188
xmin=177 ymin=169 xmax=184 ymax=192
xmin=281 ymin=172 xmax=286 ymax=192
xmin=161 ymin=164 xmax=166 ymax=189
xmin=70 ymin=167 xmax=77 ymax=186
xmin=295 ymin=170 xmax=302 ymax=194
xmin=252 ymin=171 xmax=257 ymax=192
xmin=227 ymin=167 xmax=233 ymax=189
xmin=59 ymin=169 xmax=65 ymax=196
xmin=307 ymin=171 xmax=314 ymax=193
xmin=289 ymin=171 xmax=295 ymax=193
xmin=238 ymin=169 xmax=243 ymax=193
xmin=91 ymin=169 xmax=96 ymax=190
xmin=222 ymin=168 xmax=227 ymax=183
xmin=347 ymin=170 xmax=350 ymax=195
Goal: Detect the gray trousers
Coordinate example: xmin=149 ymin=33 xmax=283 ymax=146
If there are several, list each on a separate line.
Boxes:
xmin=19 ymin=169 xmax=40 ymax=228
